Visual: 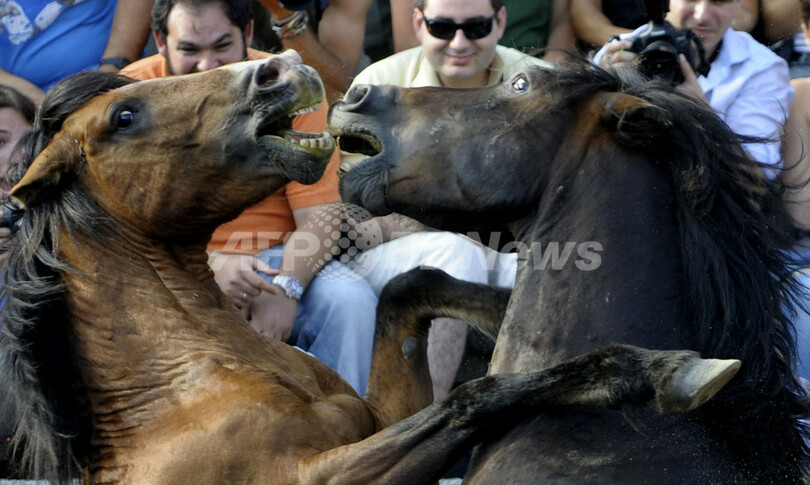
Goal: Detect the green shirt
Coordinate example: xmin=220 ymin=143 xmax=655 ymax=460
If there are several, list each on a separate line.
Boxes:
xmin=500 ymin=0 xmax=551 ymax=54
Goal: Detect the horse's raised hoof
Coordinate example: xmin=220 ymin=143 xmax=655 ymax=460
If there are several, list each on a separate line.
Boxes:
xmin=658 ymin=358 xmax=741 ymax=413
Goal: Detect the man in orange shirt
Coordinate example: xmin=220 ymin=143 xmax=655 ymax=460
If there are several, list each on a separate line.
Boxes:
xmin=123 ymin=0 xmax=377 ymax=395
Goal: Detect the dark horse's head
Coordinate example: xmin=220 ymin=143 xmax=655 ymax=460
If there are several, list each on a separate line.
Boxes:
xmin=0 ymin=51 xmax=333 ymax=483
xmin=329 ymin=59 xmax=810 ymax=479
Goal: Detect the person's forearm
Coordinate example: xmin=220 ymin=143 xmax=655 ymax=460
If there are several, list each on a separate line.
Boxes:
xmin=544 ymin=0 xmax=575 ymax=62
xmin=282 ymin=31 xmax=353 ymax=103
xmin=101 ymin=0 xmax=154 ymax=68
xmin=570 ymin=0 xmax=630 ymax=47
xmin=278 ymin=223 xmax=335 ymax=288
xmin=391 ymin=0 xmax=418 ymax=52
xmin=0 ymin=68 xmax=44 ymax=106
xmin=761 ymin=0 xmax=800 ymax=43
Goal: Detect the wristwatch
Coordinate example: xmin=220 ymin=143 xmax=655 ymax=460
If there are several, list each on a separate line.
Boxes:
xmin=100 ymin=57 xmax=132 ymax=70
xmin=271 ymin=275 xmax=304 ymax=300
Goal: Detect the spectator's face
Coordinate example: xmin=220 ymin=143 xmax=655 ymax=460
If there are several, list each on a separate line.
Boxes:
xmin=667 ymin=0 xmax=740 ymax=57
xmin=157 ymin=2 xmax=253 ymax=75
xmin=414 ymin=0 xmax=506 ymax=88
xmin=0 ymin=107 xmax=30 ymax=183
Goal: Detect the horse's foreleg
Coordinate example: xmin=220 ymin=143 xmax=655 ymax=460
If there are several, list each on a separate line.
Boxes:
xmin=299 ymin=344 xmax=740 ymax=485
xmin=364 ymin=267 xmax=510 ymax=427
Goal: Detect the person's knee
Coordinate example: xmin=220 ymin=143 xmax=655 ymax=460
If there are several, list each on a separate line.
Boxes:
xmin=382 ymin=232 xmax=493 ymax=282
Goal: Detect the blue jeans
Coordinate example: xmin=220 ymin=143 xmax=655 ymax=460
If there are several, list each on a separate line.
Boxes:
xmin=256 ymin=246 xmax=377 ymax=396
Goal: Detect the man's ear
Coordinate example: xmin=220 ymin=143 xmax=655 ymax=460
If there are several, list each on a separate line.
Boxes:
xmin=596 ymin=91 xmax=671 ymax=147
xmin=11 ymin=135 xmax=80 ymax=209
xmin=155 ymin=31 xmax=168 ymax=58
xmin=244 ymin=19 xmax=254 ymax=49
xmin=412 ymin=7 xmax=424 ymax=43
xmin=494 ymin=6 xmax=507 ymax=41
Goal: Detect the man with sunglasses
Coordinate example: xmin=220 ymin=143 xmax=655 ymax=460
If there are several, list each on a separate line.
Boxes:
xmin=359 ymin=0 xmax=547 ymax=89
xmin=337 ymin=0 xmax=548 ymax=402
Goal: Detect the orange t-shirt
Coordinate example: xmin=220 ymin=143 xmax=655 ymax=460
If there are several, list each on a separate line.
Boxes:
xmin=122 ymin=50 xmax=341 ymax=254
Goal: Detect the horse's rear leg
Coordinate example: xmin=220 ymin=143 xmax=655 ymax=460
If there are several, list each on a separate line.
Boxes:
xmin=300 ymin=344 xmax=740 ymax=485
xmin=365 ymin=267 xmax=510 ymax=427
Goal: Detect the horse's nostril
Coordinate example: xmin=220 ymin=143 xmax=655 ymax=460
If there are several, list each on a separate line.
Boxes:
xmin=345 ymin=85 xmax=369 ymax=104
xmin=257 ymin=63 xmax=282 ymax=86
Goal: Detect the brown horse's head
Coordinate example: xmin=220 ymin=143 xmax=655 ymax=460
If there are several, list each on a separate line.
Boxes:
xmin=11 ymin=50 xmax=333 ymax=238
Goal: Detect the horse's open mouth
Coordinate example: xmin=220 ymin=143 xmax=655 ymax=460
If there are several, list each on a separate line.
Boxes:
xmin=257 ymin=103 xmax=335 ymax=159
xmin=335 ymin=131 xmax=382 ymax=177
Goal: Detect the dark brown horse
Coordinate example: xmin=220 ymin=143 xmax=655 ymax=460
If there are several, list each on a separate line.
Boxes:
xmin=328 ymin=60 xmax=810 ymax=483
xmin=0 ymin=53 xmax=736 ymax=484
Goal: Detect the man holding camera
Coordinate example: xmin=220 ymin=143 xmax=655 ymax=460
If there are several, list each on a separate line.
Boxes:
xmin=594 ymin=0 xmax=793 ymax=176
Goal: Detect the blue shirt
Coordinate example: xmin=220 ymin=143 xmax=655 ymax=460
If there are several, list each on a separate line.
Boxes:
xmin=0 ymin=0 xmax=117 ymax=91
xmin=594 ymin=27 xmax=793 ymax=176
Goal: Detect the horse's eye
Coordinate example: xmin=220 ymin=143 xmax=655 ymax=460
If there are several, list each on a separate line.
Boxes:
xmin=512 ymin=76 xmax=529 ymax=92
xmin=116 ymin=110 xmax=134 ymax=129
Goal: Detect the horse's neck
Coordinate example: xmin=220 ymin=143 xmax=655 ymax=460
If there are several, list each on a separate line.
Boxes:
xmin=57 ymin=227 xmax=247 ymax=413
xmin=492 ymin=145 xmax=688 ymax=373
xmin=60 ymin=226 xmax=228 ymax=327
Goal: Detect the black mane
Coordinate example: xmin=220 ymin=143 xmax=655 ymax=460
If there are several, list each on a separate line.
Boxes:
xmin=546 ymin=59 xmax=810 ymax=479
xmin=0 ymin=72 xmax=133 ymax=483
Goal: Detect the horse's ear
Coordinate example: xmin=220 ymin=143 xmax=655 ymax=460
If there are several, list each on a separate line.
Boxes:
xmin=597 ymin=92 xmax=671 ymax=146
xmin=11 ymin=135 xmax=80 ymax=208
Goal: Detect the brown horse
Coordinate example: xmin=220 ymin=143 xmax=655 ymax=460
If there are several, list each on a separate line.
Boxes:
xmin=328 ymin=60 xmax=810 ymax=483
xmin=0 ymin=52 xmax=739 ymax=485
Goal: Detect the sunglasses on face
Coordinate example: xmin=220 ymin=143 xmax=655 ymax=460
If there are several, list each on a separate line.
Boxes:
xmin=419 ymin=10 xmax=497 ymax=40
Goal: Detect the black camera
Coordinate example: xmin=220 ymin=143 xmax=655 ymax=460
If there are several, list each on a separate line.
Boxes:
xmin=623 ymin=0 xmax=709 ymax=84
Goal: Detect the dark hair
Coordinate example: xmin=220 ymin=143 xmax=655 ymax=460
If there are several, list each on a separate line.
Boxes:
xmin=0 ymin=85 xmax=36 ymax=126
xmin=414 ymin=0 xmax=504 ymax=12
xmin=802 ymin=0 xmax=810 ymax=26
xmin=151 ymin=0 xmax=253 ymax=39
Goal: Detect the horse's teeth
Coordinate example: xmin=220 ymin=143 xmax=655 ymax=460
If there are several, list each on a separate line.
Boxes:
xmin=291 ymin=104 xmax=320 ymax=116
xmin=298 ymin=132 xmax=333 ymax=151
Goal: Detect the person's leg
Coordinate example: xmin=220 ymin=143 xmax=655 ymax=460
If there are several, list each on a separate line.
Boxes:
xmin=358 ymin=232 xmax=494 ymax=295
xmin=255 ymin=247 xmax=377 ymax=396
xmin=793 ymin=271 xmax=810 ymax=381
xmin=292 ymin=262 xmax=377 ymax=396
xmin=357 ymin=232 xmax=494 ymax=399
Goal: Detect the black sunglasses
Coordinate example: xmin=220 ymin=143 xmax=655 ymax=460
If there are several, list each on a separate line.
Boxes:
xmin=419 ymin=10 xmax=497 ymax=41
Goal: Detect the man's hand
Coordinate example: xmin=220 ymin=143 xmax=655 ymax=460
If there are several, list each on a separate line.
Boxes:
xmin=246 ymin=290 xmax=298 ymax=341
xmin=599 ymin=39 xmax=638 ymax=70
xmin=210 ymin=252 xmax=280 ymax=308
xmin=676 ymin=54 xmax=708 ymax=104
